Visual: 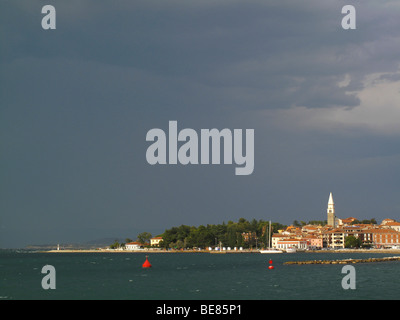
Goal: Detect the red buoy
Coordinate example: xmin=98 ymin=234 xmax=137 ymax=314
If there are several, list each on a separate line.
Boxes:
xmin=142 ymin=256 xmax=152 ymax=268
xmin=268 ymin=259 xmax=274 ymax=269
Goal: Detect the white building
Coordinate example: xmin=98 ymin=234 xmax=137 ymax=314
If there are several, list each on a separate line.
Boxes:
xmin=276 ymin=239 xmax=308 ymax=250
xmin=125 ymin=242 xmax=143 ymax=250
xmin=150 ymin=237 xmax=163 ymax=246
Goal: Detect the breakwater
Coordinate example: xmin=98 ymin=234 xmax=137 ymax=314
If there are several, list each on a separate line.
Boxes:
xmin=284 ymin=256 xmax=400 ymax=265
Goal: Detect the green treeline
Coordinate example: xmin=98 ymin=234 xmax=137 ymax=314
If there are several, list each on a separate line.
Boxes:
xmin=160 ymin=218 xmax=287 ymax=250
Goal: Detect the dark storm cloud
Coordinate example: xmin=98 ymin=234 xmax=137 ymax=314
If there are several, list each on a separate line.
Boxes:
xmin=4 ymin=0 xmax=400 ymax=113
xmin=2 ymin=1 xmax=400 ymax=248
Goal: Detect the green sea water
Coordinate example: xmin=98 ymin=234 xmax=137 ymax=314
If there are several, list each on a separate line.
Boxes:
xmin=1 ymin=250 xmax=400 ymax=300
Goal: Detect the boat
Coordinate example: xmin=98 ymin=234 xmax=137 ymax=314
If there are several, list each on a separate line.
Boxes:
xmin=285 ymin=247 xmax=297 ymax=253
xmin=259 ymin=248 xmax=283 ymax=254
xmin=259 ymin=221 xmax=283 ymax=254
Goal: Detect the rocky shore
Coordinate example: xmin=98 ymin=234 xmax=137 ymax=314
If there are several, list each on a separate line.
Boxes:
xmin=284 ymin=256 xmax=400 ymax=265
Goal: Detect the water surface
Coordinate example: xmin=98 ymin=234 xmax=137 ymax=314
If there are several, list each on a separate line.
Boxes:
xmin=1 ymin=250 xmax=399 ymax=300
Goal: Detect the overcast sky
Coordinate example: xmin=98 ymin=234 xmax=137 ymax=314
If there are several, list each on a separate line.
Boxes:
xmin=1 ymin=0 xmax=400 ymax=248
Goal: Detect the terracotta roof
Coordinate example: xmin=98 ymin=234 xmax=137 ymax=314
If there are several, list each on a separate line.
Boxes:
xmin=342 ymin=217 xmax=357 ymax=222
xmin=302 ymin=235 xmax=318 ymax=239
xmin=385 ymin=222 xmax=400 ymax=226
xmin=381 ymin=218 xmax=396 ymax=224
xmin=302 ymin=226 xmax=318 ymax=230
xmin=126 ymin=242 xmax=146 ymax=246
xmin=271 ymin=234 xmax=291 ymax=238
xmin=370 ymin=229 xmax=400 ymax=234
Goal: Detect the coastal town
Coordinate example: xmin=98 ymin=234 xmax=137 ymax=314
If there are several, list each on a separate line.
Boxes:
xmin=104 ymin=193 xmax=400 ymax=253
xmin=267 ymin=192 xmax=400 ymax=251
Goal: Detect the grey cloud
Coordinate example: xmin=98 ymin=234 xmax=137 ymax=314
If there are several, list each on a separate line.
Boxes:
xmin=3 ymin=0 xmax=400 ymax=112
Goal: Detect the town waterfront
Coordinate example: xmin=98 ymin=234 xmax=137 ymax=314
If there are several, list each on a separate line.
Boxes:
xmin=1 ymin=249 xmax=400 ymax=300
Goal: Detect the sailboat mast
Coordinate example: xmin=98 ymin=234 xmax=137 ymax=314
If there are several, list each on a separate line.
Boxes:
xmin=269 ymin=220 xmax=271 ymax=249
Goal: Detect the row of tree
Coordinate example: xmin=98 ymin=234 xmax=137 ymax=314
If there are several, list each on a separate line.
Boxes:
xmin=350 ymin=218 xmax=377 ymax=225
xmin=159 ymin=218 xmax=288 ymax=249
xmin=292 ymin=220 xmax=327 ymax=227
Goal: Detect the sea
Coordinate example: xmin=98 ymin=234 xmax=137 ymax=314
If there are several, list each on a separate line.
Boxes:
xmin=1 ymin=249 xmax=400 ymax=301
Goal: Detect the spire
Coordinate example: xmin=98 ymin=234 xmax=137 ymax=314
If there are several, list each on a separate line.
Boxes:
xmin=328 ymin=192 xmax=334 ymax=205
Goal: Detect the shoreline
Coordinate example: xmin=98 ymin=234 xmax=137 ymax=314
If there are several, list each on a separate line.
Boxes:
xmin=42 ymin=248 xmax=400 ymax=254
xmin=43 ymin=249 xmax=254 ymax=253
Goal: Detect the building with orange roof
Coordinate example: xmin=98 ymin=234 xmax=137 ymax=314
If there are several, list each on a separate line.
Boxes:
xmin=371 ymin=228 xmax=400 ymax=248
xmin=271 ymin=233 xmax=291 ymax=248
xmin=302 ymin=234 xmax=323 ymax=249
xmin=150 ymin=237 xmax=163 ymax=246
xmin=276 ymin=239 xmax=308 ymax=251
xmin=340 ymin=217 xmax=357 ymax=225
xmin=381 ymin=221 xmax=400 ymax=232
xmin=381 ymin=218 xmax=396 ymax=225
xmin=321 ymin=226 xmax=374 ymax=249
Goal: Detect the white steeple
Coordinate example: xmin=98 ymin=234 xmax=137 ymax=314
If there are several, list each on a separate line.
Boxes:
xmin=328 ymin=192 xmax=334 ymax=205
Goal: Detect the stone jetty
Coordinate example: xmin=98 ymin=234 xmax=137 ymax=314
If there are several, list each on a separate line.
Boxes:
xmin=284 ymin=256 xmax=400 ymax=265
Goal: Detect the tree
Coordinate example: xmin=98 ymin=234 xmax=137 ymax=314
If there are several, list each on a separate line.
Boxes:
xmin=137 ymin=232 xmax=152 ymax=244
xmin=345 ymin=235 xmax=361 ymax=248
xmin=226 ymin=224 xmax=239 ymax=248
xmin=176 ymin=240 xmax=184 ymax=249
xmin=109 ymin=240 xmax=120 ymax=249
xmin=351 ymin=218 xmax=377 ymax=225
xmin=308 ymin=220 xmax=325 ymax=226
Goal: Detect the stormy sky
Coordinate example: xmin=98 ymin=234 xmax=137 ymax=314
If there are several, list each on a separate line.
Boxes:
xmin=1 ymin=0 xmax=400 ymax=248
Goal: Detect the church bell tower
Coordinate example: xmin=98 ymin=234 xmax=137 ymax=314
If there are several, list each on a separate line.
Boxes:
xmin=327 ymin=192 xmax=336 ymax=227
